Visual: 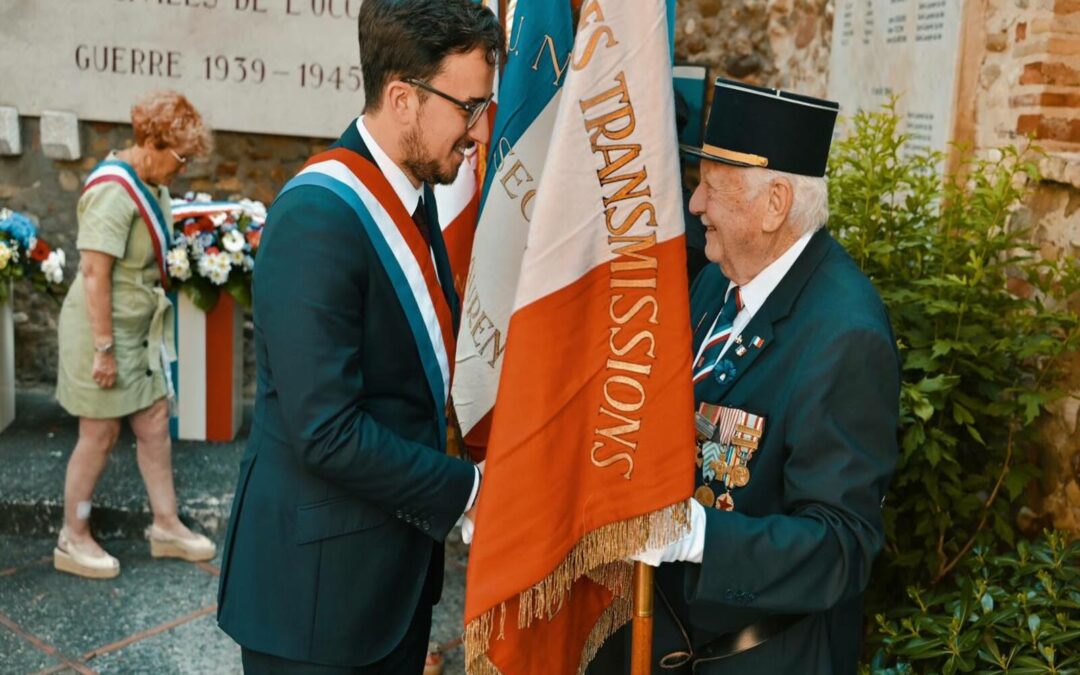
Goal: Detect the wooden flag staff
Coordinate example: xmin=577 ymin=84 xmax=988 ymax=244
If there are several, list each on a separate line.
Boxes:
xmin=631 ymin=561 xmax=654 ymax=674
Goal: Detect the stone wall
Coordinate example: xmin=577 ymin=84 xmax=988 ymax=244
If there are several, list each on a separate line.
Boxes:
xmin=0 ymin=116 xmax=329 ymax=394
xmin=673 ymin=0 xmax=834 ymax=96
xmin=1015 ymin=170 xmax=1080 ymax=532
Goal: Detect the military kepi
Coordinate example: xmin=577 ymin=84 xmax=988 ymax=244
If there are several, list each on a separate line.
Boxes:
xmin=682 ymin=78 xmax=840 ymax=177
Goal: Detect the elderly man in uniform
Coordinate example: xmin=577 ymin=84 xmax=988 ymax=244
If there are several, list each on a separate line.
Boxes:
xmin=596 ymin=78 xmax=901 ymax=674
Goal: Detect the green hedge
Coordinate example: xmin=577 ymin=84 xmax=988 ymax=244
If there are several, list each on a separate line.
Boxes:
xmin=827 ymin=104 xmax=1080 ymax=671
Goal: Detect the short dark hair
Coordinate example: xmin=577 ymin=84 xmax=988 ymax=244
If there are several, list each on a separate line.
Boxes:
xmin=358 ymin=0 xmax=504 ymax=113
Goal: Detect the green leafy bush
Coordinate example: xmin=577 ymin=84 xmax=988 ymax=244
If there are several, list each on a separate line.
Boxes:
xmin=827 ymin=103 xmax=1080 ymax=602
xmin=867 ymin=532 xmax=1080 ymax=674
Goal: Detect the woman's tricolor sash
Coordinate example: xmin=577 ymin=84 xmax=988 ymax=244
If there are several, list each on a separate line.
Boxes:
xmin=83 ymin=159 xmax=172 ymax=290
xmin=279 ymin=148 xmax=456 ymax=448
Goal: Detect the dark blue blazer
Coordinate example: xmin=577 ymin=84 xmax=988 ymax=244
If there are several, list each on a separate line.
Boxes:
xmin=216 ymin=121 xmax=475 ymax=666
xmin=591 ymin=229 xmax=900 ymax=675
xmin=666 ymin=229 xmax=899 ymax=674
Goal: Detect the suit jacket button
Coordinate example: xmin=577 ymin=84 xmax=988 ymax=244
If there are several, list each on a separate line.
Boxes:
xmin=145 ymin=369 xmax=152 ymax=377
xmin=422 ymin=522 xmax=430 ymax=531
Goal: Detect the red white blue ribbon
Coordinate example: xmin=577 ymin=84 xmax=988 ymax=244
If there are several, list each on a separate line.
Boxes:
xmin=83 ymin=159 xmax=172 ymax=290
xmin=279 ymin=148 xmax=456 ymax=449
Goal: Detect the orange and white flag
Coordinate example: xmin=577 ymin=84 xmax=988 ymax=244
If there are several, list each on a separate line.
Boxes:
xmin=462 ymin=1 xmax=696 ymax=672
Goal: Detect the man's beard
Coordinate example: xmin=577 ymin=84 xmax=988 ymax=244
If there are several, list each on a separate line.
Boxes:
xmin=401 ymin=125 xmax=467 ymax=186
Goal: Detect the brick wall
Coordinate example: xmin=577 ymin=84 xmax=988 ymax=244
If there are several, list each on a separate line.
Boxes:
xmin=981 ymin=0 xmax=1080 ymax=151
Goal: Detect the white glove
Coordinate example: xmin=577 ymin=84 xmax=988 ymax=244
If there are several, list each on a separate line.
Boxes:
xmin=462 ymin=514 xmax=475 ymax=544
xmin=461 ymin=461 xmax=485 ymax=545
xmin=630 ymin=498 xmax=707 ymax=566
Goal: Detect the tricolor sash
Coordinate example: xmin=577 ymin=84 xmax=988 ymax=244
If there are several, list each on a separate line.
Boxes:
xmin=279 ymin=148 xmax=456 ymax=449
xmin=83 ymin=159 xmax=172 ymax=290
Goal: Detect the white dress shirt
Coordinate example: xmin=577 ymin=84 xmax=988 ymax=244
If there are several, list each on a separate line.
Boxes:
xmin=356 ymin=116 xmax=482 ymax=518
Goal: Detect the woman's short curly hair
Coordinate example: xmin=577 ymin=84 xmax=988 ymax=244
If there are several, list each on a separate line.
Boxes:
xmin=130 ymin=91 xmax=212 ymax=158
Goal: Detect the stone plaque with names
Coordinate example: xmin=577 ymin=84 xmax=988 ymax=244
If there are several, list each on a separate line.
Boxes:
xmin=827 ymin=0 xmax=964 ymax=158
xmin=0 ymin=0 xmax=368 ymax=139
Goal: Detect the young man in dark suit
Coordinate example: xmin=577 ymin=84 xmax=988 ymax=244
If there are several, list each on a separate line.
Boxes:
xmin=594 ymin=79 xmax=900 ymax=674
xmin=216 ymin=2 xmax=502 ymax=672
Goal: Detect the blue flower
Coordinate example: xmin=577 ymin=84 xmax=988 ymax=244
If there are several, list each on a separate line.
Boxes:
xmin=0 ymin=211 xmax=38 ymax=249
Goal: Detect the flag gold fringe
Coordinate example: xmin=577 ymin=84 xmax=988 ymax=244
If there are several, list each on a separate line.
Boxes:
xmin=463 ymin=500 xmax=689 ymax=674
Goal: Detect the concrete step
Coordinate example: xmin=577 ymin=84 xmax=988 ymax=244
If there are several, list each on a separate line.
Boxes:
xmin=0 ymin=388 xmax=247 ymax=540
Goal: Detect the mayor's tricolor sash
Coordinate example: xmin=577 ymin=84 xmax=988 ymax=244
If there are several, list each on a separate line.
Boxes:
xmin=279 ymin=147 xmax=456 ymax=449
xmin=83 ymin=159 xmax=171 ymax=290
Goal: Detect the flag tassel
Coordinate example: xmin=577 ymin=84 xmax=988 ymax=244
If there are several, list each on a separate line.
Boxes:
xmin=464 ymin=501 xmax=688 ymax=674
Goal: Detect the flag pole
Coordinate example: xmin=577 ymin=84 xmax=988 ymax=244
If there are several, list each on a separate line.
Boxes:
xmin=631 ymin=561 xmax=654 ymax=675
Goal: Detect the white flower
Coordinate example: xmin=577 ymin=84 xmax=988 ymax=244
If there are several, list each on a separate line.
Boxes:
xmin=239 ymin=199 xmax=267 ymax=224
xmin=229 ymin=250 xmax=244 ymax=266
xmin=0 ymin=242 xmax=10 ymax=270
xmin=222 ymin=229 xmax=245 ymax=253
xmin=167 ymin=247 xmax=192 ymax=281
xmin=195 ymin=192 xmax=213 ymax=203
xmin=41 ymin=249 xmax=65 ymax=284
xmin=210 ymin=212 xmax=228 ymax=227
xmin=197 ymin=251 xmax=231 ymax=285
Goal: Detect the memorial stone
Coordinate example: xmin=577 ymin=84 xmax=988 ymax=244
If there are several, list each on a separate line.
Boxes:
xmin=827 ymin=0 xmax=966 ymax=158
xmin=0 ymin=0 xmax=368 ymax=139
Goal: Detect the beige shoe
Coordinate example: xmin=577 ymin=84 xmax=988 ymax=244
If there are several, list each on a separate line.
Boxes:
xmin=146 ymin=524 xmax=216 ymax=562
xmin=53 ymin=527 xmax=120 ymax=579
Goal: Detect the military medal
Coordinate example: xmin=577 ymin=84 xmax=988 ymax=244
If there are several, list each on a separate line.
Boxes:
xmin=735 ymin=345 xmax=747 ymax=357
xmin=694 ymin=405 xmax=766 ymax=512
xmin=700 ymin=441 xmax=722 ymax=482
xmin=731 ymin=464 xmax=751 ymax=487
xmin=695 ymin=485 xmax=716 ymax=508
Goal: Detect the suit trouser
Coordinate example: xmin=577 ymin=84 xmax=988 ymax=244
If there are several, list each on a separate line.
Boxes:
xmin=240 ymin=603 xmax=433 ymax=675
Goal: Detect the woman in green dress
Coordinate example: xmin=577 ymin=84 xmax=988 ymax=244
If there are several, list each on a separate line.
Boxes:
xmin=55 ymin=91 xmax=216 ymax=579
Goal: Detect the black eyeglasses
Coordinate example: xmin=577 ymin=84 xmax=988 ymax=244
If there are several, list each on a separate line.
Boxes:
xmin=403 ymin=78 xmax=492 ymax=130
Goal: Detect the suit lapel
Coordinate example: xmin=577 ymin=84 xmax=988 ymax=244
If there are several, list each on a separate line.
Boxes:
xmin=714 ymin=229 xmax=834 ymax=394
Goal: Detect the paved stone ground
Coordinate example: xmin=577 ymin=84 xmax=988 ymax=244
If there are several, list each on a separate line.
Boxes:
xmin=0 ymin=390 xmax=469 ymax=674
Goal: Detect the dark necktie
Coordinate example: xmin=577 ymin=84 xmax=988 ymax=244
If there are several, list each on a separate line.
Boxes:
xmin=692 ymin=286 xmax=743 ymax=390
xmin=411 ymin=199 xmax=431 ymax=248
